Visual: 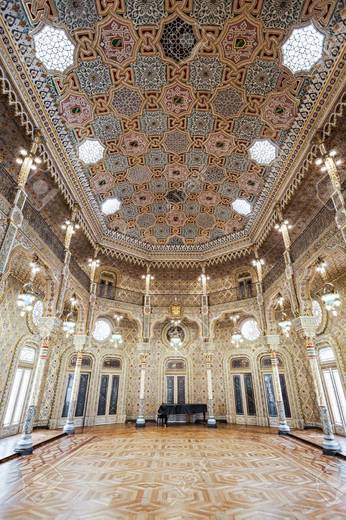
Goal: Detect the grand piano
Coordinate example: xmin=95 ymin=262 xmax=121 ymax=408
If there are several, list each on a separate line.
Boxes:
xmin=157 ymin=403 xmax=208 ymax=425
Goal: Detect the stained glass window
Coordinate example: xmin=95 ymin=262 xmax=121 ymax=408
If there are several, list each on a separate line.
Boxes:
xmin=33 ymin=24 xmax=75 ymax=73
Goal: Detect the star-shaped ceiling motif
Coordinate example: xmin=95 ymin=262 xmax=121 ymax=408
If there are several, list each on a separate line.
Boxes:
xmin=3 ymin=0 xmax=340 ymax=255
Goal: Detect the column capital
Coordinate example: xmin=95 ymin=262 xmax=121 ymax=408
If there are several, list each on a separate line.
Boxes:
xmin=139 ymin=352 xmax=149 ymax=367
xmin=73 ymin=334 xmax=89 ymax=351
xmin=38 ymin=317 xmax=61 ymax=339
xmin=263 ymin=334 xmax=280 ymax=351
xmin=204 ymin=352 xmax=213 ymax=367
xmin=137 ymin=340 xmax=150 ymax=353
xmin=293 ymin=316 xmax=317 ymax=340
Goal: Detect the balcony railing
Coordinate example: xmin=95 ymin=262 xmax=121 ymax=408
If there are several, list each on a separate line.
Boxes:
xmin=96 ymin=282 xmax=258 ymax=307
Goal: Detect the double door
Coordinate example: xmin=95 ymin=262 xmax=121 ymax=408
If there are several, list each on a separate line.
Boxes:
xmin=96 ymin=374 xmax=120 ymax=424
xmin=232 ymin=373 xmax=256 ymax=424
xmin=62 ymin=372 xmax=90 ymax=425
xmin=166 ymin=375 xmax=186 ymax=404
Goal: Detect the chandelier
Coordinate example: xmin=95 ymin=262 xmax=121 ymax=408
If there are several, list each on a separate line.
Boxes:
xmin=315 ymin=258 xmax=341 ymax=316
xmin=16 ymin=258 xmax=41 ymax=316
xmin=276 ymin=294 xmax=292 ymax=337
xmin=62 ymin=295 xmax=78 ymax=337
xmin=321 ymin=283 xmax=341 ymax=316
xmin=230 ymin=314 xmax=243 ymax=348
xmin=170 ymin=319 xmax=183 ymax=349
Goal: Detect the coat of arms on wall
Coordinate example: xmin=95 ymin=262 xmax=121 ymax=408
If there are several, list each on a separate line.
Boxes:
xmin=169 ymin=303 xmax=182 ymax=318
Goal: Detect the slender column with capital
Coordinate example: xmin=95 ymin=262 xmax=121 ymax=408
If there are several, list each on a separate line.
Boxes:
xmin=55 ymin=206 xmax=80 ymax=317
xmin=198 ymin=268 xmax=217 ymax=427
xmin=264 ymin=335 xmax=290 ymax=434
xmin=294 ymin=316 xmax=341 ymax=455
xmin=316 ymin=144 xmax=346 ymax=245
xmin=136 ymin=268 xmax=153 ymax=427
xmin=63 ymin=255 xmax=99 ymax=434
xmin=274 ymin=210 xmax=300 ymax=316
xmin=136 ymin=352 xmax=148 ymax=427
xmin=14 ymin=317 xmax=60 ymax=455
xmin=0 ymin=131 xmax=42 ymax=281
xmin=252 ymin=249 xmax=267 ymax=335
xmin=63 ymin=336 xmax=88 ymax=434
xmin=205 ymin=352 xmax=217 ymax=428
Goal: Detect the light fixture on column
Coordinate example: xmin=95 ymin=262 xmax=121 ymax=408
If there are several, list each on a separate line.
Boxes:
xmin=62 ymin=294 xmax=78 ymax=337
xmin=230 ymin=314 xmax=243 ymax=348
xmin=274 ymin=219 xmax=293 ymax=232
xmin=16 ymin=147 xmax=42 ymax=170
xmin=16 ymin=257 xmax=41 ymax=316
xmin=315 ymin=145 xmax=343 ymax=192
xmin=111 ymin=314 xmax=124 ymax=346
xmin=61 ymin=219 xmax=80 ymax=234
xmin=169 ymin=319 xmax=183 ymax=350
xmin=276 ymin=294 xmax=292 ymax=337
xmin=315 ymin=257 xmax=341 ymax=316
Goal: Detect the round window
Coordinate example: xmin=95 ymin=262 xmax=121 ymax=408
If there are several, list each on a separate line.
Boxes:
xmin=240 ymin=318 xmax=261 ymax=341
xmin=32 ymin=300 xmax=43 ymax=327
xmin=312 ymin=299 xmax=322 ymax=327
xmin=93 ymin=318 xmax=112 ymax=342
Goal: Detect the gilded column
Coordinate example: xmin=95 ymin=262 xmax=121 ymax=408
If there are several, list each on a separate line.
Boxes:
xmin=199 ymin=268 xmax=217 ymax=427
xmin=136 ymin=268 xmax=153 ymax=427
xmin=63 ymin=255 xmax=99 ymax=434
xmin=316 ymin=144 xmax=346 ymax=245
xmin=55 ymin=205 xmax=80 ymax=317
xmin=275 ymin=208 xmax=300 ymax=317
xmin=265 ymin=334 xmax=290 ymax=434
xmin=14 ymin=316 xmax=60 ymax=455
xmin=264 ymin=335 xmax=290 ymax=434
xmin=294 ymin=316 xmax=341 ymax=455
xmin=0 ymin=131 xmax=41 ymax=280
xmin=136 ymin=352 xmax=148 ymax=427
xmin=205 ymin=352 xmax=217 ymax=428
xmin=63 ymin=336 xmax=88 ymax=434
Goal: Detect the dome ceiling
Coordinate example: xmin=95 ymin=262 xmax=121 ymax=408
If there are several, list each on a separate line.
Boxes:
xmin=0 ymin=0 xmax=343 ymax=264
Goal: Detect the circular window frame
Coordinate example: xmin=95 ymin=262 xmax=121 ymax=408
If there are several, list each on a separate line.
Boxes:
xmin=27 ymin=300 xmax=44 ymax=333
xmin=92 ymin=317 xmax=113 ymax=343
xmin=312 ymin=297 xmax=326 ymax=334
xmin=240 ymin=318 xmax=261 ymax=342
xmin=162 ymin=321 xmax=190 ymax=350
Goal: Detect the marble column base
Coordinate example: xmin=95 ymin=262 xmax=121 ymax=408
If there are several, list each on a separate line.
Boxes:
xmin=322 ymin=437 xmax=341 ymax=455
xmin=135 ymin=417 xmax=145 ymax=427
xmin=278 ymin=423 xmax=290 ymax=435
xmin=63 ymin=419 xmax=75 ymax=435
xmin=207 ymin=417 xmax=217 ymax=428
xmin=14 ymin=434 xmax=33 ymax=455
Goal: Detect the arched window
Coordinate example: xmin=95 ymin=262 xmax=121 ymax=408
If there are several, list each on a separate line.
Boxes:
xmin=318 ymin=346 xmax=346 ymax=432
xmin=96 ymin=357 xmax=122 ymax=421
xmin=230 ymin=357 xmax=256 ymax=420
xmin=98 ymin=271 xmax=116 ymax=300
xmin=165 ymin=358 xmax=187 ymax=405
xmin=237 ymin=272 xmax=253 ymax=299
xmin=3 ymin=345 xmax=36 ymax=429
xmin=62 ymin=355 xmax=93 ymax=420
xmin=260 ymin=355 xmax=291 ymax=421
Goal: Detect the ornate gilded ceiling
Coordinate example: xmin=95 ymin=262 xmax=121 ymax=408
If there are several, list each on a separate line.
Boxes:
xmin=0 ymin=0 xmax=344 ymax=265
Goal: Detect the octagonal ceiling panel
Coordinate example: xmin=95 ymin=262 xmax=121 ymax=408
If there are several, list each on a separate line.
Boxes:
xmin=4 ymin=0 xmax=341 ymax=256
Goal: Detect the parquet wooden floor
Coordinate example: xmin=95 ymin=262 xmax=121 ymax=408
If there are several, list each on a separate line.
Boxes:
xmin=0 ymin=424 xmax=345 ymax=519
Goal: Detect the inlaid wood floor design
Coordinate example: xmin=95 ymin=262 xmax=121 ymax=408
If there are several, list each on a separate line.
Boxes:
xmin=0 ymin=425 xmax=346 ymax=519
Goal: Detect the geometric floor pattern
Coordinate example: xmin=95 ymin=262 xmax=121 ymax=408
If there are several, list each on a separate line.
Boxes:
xmin=0 ymin=425 xmax=346 ymax=519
